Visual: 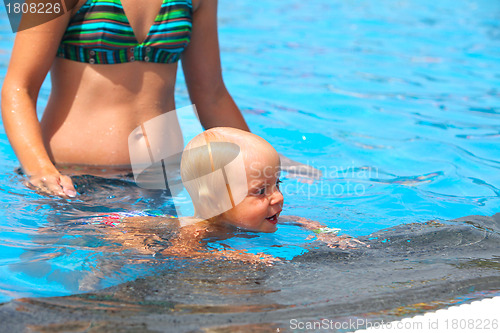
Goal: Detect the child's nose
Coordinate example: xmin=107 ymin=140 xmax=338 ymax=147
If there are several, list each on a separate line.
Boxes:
xmin=270 ymin=189 xmax=284 ymax=206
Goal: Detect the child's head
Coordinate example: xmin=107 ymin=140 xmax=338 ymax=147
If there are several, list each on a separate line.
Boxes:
xmin=181 ymin=127 xmax=283 ymax=232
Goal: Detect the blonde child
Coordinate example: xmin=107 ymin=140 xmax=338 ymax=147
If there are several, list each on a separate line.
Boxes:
xmin=93 ymin=127 xmax=362 ymax=264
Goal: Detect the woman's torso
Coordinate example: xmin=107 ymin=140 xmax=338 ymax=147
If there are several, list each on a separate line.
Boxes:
xmin=42 ymin=0 xmax=198 ymax=166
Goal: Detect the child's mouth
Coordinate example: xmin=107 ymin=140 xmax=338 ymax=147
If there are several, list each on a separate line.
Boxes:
xmin=265 ymin=213 xmax=279 ymax=224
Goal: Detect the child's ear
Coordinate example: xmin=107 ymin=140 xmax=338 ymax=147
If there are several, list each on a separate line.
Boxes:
xmin=184 ymin=141 xmax=247 ymax=219
xmin=195 ymin=183 xmax=233 ymax=220
xmin=196 ymin=185 xmax=214 ymax=206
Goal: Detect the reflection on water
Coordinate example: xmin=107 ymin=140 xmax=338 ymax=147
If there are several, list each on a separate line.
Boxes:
xmin=0 ymin=174 xmax=179 ymax=300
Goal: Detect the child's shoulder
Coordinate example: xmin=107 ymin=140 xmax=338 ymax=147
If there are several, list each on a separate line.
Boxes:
xmin=88 ymin=210 xmax=177 ymax=227
xmin=178 ymin=216 xmax=206 ymax=228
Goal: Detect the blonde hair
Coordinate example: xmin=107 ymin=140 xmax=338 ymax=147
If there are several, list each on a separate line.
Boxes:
xmin=180 ymin=127 xmax=272 ymax=219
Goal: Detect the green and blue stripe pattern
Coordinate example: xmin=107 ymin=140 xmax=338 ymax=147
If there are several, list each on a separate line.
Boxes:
xmin=57 ymin=0 xmax=192 ymax=64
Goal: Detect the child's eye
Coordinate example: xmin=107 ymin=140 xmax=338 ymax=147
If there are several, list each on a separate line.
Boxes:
xmin=254 ymin=180 xmax=282 ymax=196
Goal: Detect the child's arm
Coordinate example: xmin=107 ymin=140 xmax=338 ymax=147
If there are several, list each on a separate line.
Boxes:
xmin=280 ymin=215 xmax=367 ymax=250
xmin=91 ymin=213 xmax=279 ymax=265
xmin=161 ymin=222 xmax=279 ymax=265
xmin=85 ymin=213 xmax=175 ymax=255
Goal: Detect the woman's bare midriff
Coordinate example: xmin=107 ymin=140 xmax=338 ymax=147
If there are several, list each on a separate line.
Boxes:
xmin=42 ymin=58 xmax=179 ymax=167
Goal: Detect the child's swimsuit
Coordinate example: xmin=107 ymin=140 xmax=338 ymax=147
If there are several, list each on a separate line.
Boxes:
xmin=57 ymin=0 xmax=192 ymax=64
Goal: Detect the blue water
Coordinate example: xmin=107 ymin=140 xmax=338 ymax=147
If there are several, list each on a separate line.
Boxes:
xmin=0 ymin=0 xmax=499 ymax=304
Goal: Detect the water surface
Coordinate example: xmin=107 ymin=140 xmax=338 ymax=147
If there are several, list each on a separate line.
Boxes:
xmin=0 ymin=0 xmax=499 ymax=331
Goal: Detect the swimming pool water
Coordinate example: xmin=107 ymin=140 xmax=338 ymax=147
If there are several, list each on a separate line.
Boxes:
xmin=0 ymin=0 xmax=499 ymax=321
xmin=217 ymin=0 xmax=500 ymax=233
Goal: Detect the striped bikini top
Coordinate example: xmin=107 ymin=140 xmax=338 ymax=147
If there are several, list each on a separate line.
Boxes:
xmin=57 ymin=0 xmax=192 ymax=64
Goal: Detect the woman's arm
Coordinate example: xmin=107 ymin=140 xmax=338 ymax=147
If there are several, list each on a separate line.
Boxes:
xmin=181 ymin=0 xmax=249 ymax=131
xmin=182 ymin=0 xmax=322 ymax=179
xmin=1 ymin=7 xmax=76 ymax=198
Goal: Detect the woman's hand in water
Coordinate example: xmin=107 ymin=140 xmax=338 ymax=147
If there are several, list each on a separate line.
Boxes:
xmin=311 ymin=233 xmax=368 ymax=250
xmin=217 ymin=249 xmax=280 ymax=266
xmin=162 ymin=246 xmax=280 ymax=266
xmin=25 ymin=172 xmax=77 ymax=199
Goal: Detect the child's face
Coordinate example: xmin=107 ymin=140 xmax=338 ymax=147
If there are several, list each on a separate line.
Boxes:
xmin=219 ymin=147 xmax=283 ymax=233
